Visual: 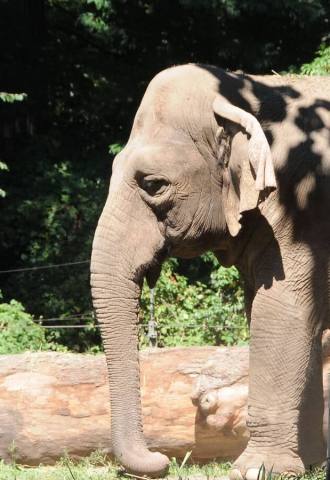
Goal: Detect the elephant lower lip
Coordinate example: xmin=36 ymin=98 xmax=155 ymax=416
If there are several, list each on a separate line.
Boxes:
xmin=145 ymin=242 xmax=171 ymax=288
xmin=145 ymin=262 xmax=162 ymax=288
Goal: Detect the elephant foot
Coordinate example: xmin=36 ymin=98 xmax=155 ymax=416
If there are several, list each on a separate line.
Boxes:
xmin=115 ymin=446 xmax=170 ymax=478
xmin=229 ymin=448 xmax=305 ymax=480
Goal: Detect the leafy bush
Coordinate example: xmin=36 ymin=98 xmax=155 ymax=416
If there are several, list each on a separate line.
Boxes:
xmin=0 ymin=92 xmax=26 ymax=197
xmin=139 ymin=256 xmax=248 ymax=348
xmin=0 ymin=92 xmax=26 ymax=103
xmin=2 ymin=0 xmax=329 ymax=351
xmin=0 ymin=297 xmax=66 ymax=354
xmin=300 ymin=44 xmax=330 ymax=75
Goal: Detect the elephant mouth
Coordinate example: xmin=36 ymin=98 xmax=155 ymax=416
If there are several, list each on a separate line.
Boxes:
xmin=145 ymin=243 xmax=171 ymax=288
xmin=145 ymin=262 xmax=162 ymax=288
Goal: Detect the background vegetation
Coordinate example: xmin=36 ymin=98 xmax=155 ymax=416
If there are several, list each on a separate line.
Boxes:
xmin=0 ymin=452 xmax=326 ymax=480
xmin=0 ymin=0 xmax=329 ymax=353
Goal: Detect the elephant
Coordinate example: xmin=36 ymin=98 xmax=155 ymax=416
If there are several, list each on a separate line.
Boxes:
xmin=90 ymin=63 xmax=330 ymax=478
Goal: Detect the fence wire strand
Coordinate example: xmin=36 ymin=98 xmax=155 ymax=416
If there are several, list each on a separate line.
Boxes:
xmin=0 ymin=260 xmax=90 ymax=274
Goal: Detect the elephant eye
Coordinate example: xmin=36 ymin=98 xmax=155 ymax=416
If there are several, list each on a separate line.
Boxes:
xmin=141 ymin=177 xmax=169 ymax=196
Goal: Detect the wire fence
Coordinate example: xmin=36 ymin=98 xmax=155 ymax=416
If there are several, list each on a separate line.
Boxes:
xmin=1 ymin=259 xmax=247 ymax=347
xmin=0 ymin=260 xmax=90 ymax=274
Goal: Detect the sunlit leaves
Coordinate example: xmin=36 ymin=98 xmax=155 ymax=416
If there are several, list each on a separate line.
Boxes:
xmin=0 ymin=299 xmax=66 ymax=354
xmin=0 ymin=161 xmax=8 ymax=197
xmin=86 ymin=0 xmax=111 ymax=10
xmin=108 ymin=143 xmax=123 ymax=155
xmin=0 ymin=93 xmax=26 ymax=197
xmin=140 ymin=257 xmax=248 ymax=348
xmin=0 ymin=92 xmax=27 ymax=103
xmin=300 ymin=44 xmax=330 ymax=75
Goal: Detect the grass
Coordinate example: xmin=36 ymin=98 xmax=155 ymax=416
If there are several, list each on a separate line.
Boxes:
xmin=0 ymin=451 xmax=325 ymax=480
xmin=0 ymin=452 xmax=230 ymax=480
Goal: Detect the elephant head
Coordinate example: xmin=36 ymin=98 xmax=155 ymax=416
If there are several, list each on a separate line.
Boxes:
xmin=90 ymin=64 xmax=276 ymax=476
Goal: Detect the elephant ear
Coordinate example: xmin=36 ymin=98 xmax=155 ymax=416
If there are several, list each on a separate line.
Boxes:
xmin=213 ymin=96 xmax=277 ymax=237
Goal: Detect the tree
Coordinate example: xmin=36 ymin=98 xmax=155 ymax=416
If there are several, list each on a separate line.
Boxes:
xmin=0 ymin=0 xmax=329 ymax=350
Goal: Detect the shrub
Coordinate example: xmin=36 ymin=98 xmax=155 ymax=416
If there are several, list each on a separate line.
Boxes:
xmin=139 ymin=257 xmax=248 ymax=348
xmin=0 ymin=296 xmax=66 ymax=354
xmin=300 ymin=44 xmax=330 ymax=75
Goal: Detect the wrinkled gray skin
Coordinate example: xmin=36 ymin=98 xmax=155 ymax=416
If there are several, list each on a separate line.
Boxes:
xmin=90 ymin=64 xmax=330 ymax=478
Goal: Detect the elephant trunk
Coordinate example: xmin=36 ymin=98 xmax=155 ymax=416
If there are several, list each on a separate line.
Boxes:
xmin=90 ymin=190 xmax=169 ymax=476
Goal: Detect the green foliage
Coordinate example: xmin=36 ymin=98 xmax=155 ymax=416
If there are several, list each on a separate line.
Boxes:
xmin=0 ymin=452 xmax=325 ymax=480
xmin=140 ymin=256 xmax=248 ymax=347
xmin=300 ymin=44 xmax=330 ymax=75
xmin=0 ymin=162 xmax=8 ymax=171
xmin=0 ymin=297 xmax=66 ymax=354
xmin=257 ymin=463 xmax=272 ymax=480
xmin=0 ymin=92 xmax=26 ymax=197
xmin=0 ymin=453 xmax=232 ymax=479
xmin=0 ymin=0 xmax=329 ymax=351
xmin=108 ymin=143 xmax=123 ymax=155
xmin=3 ymin=157 xmax=104 ymax=351
xmin=0 ymin=161 xmax=8 ymax=198
xmin=0 ymin=92 xmax=26 ymax=103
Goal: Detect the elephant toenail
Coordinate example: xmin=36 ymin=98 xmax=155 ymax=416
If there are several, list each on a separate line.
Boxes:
xmin=246 ymin=468 xmax=263 ymax=480
xmin=229 ymin=468 xmax=244 ymax=480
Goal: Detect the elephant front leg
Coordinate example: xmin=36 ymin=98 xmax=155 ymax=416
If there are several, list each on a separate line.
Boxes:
xmin=231 ymin=278 xmax=325 ymax=480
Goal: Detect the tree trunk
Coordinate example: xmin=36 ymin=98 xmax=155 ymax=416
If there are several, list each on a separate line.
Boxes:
xmin=0 ymin=340 xmax=329 ymax=465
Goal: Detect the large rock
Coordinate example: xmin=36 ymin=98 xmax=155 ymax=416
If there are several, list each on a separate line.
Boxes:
xmin=0 ymin=339 xmax=329 ymax=465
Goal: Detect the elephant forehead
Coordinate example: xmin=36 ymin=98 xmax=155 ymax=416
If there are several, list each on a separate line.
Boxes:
xmin=147 ymin=64 xmax=220 ymax=104
xmin=116 ymin=141 xmax=203 ymax=177
xmin=134 ymin=66 xmax=219 ymax=135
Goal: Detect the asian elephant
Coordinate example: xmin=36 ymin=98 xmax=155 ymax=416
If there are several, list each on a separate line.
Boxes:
xmin=90 ymin=64 xmax=330 ymax=478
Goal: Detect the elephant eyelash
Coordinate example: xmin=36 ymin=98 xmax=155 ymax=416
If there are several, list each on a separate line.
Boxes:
xmin=140 ymin=178 xmax=170 ymax=196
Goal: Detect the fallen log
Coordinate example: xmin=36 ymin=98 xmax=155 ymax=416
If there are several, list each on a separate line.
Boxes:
xmin=0 ymin=338 xmax=329 ymax=465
